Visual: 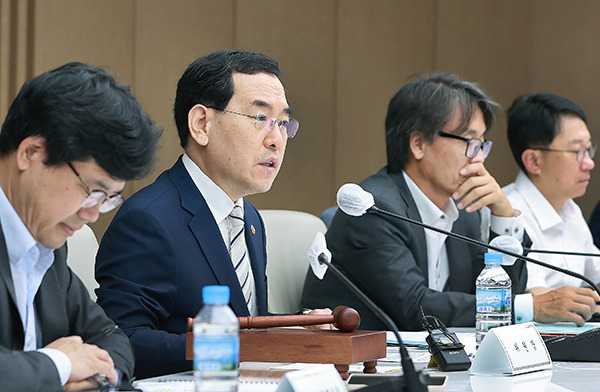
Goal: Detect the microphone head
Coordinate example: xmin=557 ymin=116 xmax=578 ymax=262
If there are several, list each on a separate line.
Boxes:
xmin=337 ymin=183 xmax=375 ymax=217
xmin=488 ymin=235 xmax=523 ymax=266
xmin=307 ymin=232 xmax=331 ymax=280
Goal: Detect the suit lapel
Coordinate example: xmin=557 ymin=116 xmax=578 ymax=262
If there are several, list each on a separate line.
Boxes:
xmin=243 ymin=202 xmax=267 ymax=315
xmin=0 ymin=223 xmax=18 ymax=314
xmin=170 ymin=157 xmax=250 ymax=316
xmin=445 ymin=216 xmax=473 ymax=292
xmin=391 ymin=171 xmax=429 ymax=280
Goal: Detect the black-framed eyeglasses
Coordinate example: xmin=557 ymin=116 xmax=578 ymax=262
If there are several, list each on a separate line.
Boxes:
xmin=209 ymin=107 xmax=299 ymax=139
xmin=67 ymin=162 xmax=124 ymax=213
xmin=530 ymin=142 xmax=597 ymax=163
xmin=437 ymin=131 xmax=493 ymax=159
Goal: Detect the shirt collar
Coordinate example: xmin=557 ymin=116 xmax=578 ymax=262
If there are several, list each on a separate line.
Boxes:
xmin=0 ymin=185 xmax=38 ymax=265
xmin=514 ymin=171 xmax=566 ymax=231
xmin=182 ymin=153 xmax=244 ymax=223
xmin=0 ymin=185 xmax=54 ymax=267
xmin=403 ymin=171 xmax=458 ymax=226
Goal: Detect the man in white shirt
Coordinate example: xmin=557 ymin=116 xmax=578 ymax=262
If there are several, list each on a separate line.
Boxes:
xmin=504 ymin=92 xmax=600 ymax=323
xmin=0 ymin=63 xmax=161 ymax=391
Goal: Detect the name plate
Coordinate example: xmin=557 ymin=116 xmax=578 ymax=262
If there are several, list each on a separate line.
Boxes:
xmin=470 ymin=323 xmax=552 ymax=376
xmin=470 ymin=370 xmax=552 ymax=392
xmin=276 ymin=364 xmax=347 ymax=392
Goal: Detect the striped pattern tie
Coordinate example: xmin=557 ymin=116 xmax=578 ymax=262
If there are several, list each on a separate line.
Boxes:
xmin=228 ymin=205 xmax=253 ymax=313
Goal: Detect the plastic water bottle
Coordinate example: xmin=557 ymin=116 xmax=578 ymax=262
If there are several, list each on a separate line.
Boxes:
xmin=476 ymin=252 xmax=512 ymax=347
xmin=194 ymin=286 xmax=239 ymax=392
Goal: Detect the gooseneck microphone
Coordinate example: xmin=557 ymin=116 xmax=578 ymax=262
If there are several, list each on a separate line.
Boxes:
xmin=523 ymin=248 xmax=600 ymax=258
xmin=336 ymin=183 xmax=600 ymax=298
xmin=308 ymin=233 xmax=429 ymax=392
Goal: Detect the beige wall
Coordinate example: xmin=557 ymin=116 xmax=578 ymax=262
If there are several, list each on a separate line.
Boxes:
xmin=1 ymin=0 xmax=599 ymax=241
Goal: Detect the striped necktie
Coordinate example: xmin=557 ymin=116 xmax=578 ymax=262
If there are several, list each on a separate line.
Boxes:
xmin=228 ymin=205 xmax=253 ymax=313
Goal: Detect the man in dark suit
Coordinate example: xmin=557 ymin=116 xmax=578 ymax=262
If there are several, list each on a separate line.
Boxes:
xmin=95 ymin=50 xmax=302 ymax=378
xmin=0 ymin=63 xmax=161 ymax=391
xmin=302 ymin=74 xmax=597 ymax=330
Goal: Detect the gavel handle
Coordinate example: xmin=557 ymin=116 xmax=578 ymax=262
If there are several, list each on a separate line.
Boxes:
xmin=186 ymin=314 xmax=332 ymax=331
xmin=238 ymin=314 xmax=333 ymax=329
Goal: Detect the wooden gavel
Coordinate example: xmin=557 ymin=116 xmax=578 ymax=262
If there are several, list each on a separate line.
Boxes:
xmin=187 ymin=305 xmax=360 ymax=332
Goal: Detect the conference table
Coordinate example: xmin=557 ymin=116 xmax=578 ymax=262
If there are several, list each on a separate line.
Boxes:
xmin=134 ymin=327 xmax=600 ymax=392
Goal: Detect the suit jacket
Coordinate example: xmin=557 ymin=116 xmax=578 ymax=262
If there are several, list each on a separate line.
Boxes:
xmin=301 ymin=167 xmax=527 ymax=330
xmin=95 ymin=156 xmax=268 ymax=379
xmin=0 ymin=224 xmax=134 ymax=392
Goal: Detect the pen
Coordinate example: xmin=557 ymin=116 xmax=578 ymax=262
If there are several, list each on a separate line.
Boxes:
xmin=84 ymin=325 xmax=121 ymax=391
xmin=86 ymin=325 xmax=119 ymax=344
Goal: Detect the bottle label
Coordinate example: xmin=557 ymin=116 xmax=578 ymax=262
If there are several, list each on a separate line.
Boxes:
xmin=194 ymin=335 xmax=239 ymax=372
xmin=476 ymin=288 xmax=511 ymax=313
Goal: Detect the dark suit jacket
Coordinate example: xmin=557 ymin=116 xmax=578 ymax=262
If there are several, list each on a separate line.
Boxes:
xmin=0 ymin=224 xmax=134 ymax=392
xmin=95 ymin=156 xmax=268 ymax=379
xmin=301 ymin=167 xmax=527 ymax=330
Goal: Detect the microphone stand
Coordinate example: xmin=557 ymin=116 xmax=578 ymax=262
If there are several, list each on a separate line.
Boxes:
xmin=524 ymin=248 xmax=600 ymax=258
xmin=369 ymin=205 xmax=600 ymax=298
xmin=317 ymin=254 xmax=428 ymax=392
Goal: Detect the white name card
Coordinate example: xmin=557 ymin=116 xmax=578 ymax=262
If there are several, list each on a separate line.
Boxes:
xmin=470 ymin=322 xmax=552 ymax=376
xmin=470 ymin=370 xmax=552 ymax=392
xmin=276 ymin=364 xmax=347 ymax=392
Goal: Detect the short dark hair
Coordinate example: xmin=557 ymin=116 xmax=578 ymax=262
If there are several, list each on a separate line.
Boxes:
xmin=507 ymin=92 xmax=587 ymax=171
xmin=385 ymin=73 xmax=497 ymax=173
xmin=174 ymin=50 xmax=281 ymax=148
xmin=0 ymin=62 xmax=161 ymax=181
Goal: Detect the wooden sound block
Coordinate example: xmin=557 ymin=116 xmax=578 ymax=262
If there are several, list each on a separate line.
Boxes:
xmin=186 ymin=328 xmax=386 ymax=380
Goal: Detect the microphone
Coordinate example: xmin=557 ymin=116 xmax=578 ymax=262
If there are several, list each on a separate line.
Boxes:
xmin=336 ymin=183 xmax=600 ymax=298
xmin=308 ymin=232 xmax=429 ymax=392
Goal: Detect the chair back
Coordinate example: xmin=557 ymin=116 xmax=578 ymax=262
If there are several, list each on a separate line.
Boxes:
xmin=320 ymin=206 xmax=338 ymax=228
xmin=260 ymin=210 xmax=327 ymax=314
xmin=66 ymin=224 xmax=99 ymax=300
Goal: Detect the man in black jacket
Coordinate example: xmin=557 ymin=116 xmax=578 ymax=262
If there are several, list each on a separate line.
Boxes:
xmin=0 ymin=62 xmax=161 ymax=391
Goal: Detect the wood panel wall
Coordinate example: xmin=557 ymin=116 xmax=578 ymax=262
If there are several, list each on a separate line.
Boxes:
xmin=1 ymin=0 xmax=599 ymax=241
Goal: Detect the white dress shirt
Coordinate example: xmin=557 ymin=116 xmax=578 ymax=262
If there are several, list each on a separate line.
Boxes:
xmin=504 ymin=171 xmax=600 ymax=290
xmin=404 ymin=173 xmax=458 ymax=291
xmin=0 ymin=186 xmax=71 ymax=385
xmin=182 ymin=154 xmax=258 ymax=316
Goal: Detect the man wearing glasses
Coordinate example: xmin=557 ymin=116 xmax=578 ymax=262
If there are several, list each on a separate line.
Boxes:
xmin=303 ymin=74 xmax=596 ymax=330
xmin=95 ymin=50 xmax=302 ymax=379
xmin=0 ymin=62 xmax=161 ymax=391
xmin=503 ymin=93 xmax=600 ymax=324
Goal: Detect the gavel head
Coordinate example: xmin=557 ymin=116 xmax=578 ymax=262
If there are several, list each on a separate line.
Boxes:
xmin=332 ymin=306 xmax=361 ymax=332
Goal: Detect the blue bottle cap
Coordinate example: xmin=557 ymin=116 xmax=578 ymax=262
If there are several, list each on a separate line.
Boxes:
xmin=202 ymin=285 xmax=230 ymax=305
xmin=485 ymin=252 xmax=503 ymax=264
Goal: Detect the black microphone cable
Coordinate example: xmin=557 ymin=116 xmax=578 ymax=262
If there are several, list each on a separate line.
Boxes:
xmin=317 ymin=253 xmax=428 ymax=392
xmin=368 ymin=204 xmax=600 ymax=298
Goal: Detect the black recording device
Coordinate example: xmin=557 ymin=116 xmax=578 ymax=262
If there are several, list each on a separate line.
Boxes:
xmin=421 ymin=310 xmax=471 ymax=372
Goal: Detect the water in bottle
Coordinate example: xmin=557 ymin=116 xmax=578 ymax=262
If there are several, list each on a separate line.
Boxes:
xmin=194 ymin=285 xmax=239 ymax=392
xmin=476 ymin=252 xmax=511 ymax=347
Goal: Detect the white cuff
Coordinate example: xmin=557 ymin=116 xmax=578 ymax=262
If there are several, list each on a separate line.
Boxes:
xmin=490 ymin=209 xmax=524 ymax=241
xmin=38 ymin=348 xmax=72 ymax=386
xmin=514 ymin=293 xmax=534 ymax=324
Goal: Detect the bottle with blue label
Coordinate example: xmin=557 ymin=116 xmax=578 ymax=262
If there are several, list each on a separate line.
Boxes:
xmin=475 ymin=252 xmax=512 ymax=347
xmin=194 ymin=285 xmax=239 ymax=392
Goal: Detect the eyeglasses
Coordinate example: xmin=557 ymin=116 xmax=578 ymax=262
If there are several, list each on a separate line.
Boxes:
xmin=214 ymin=108 xmax=299 ymax=139
xmin=531 ymin=142 xmax=597 ymax=163
xmin=437 ymin=131 xmax=493 ymax=159
xmin=67 ymin=162 xmax=124 ymax=213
